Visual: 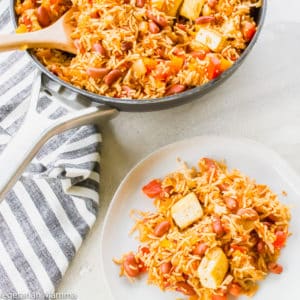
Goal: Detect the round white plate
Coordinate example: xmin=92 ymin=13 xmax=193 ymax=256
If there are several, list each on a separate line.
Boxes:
xmin=100 ymin=136 xmax=300 ymax=299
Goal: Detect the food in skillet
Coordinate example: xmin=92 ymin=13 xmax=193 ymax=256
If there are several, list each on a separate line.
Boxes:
xmin=114 ymin=157 xmax=291 ymax=299
xmin=15 ymin=0 xmax=261 ymax=99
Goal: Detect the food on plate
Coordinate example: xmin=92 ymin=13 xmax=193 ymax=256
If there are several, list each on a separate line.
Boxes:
xmin=15 ymin=0 xmax=261 ymax=99
xmin=114 ymin=157 xmax=291 ymax=299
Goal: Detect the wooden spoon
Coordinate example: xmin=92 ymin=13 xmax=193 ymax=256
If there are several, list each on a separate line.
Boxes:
xmin=0 ymin=8 xmax=76 ymax=54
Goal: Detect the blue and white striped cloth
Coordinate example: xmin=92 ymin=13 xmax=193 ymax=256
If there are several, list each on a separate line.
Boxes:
xmin=0 ymin=1 xmax=101 ymax=299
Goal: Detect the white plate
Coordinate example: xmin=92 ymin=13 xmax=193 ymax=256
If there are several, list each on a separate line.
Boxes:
xmin=100 ymin=136 xmax=300 ymax=299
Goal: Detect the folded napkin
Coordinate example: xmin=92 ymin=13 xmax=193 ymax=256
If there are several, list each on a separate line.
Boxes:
xmin=0 ymin=2 xmax=101 ymax=299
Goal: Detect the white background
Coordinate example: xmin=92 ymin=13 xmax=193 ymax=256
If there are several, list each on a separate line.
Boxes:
xmin=57 ymin=1 xmax=300 ymax=299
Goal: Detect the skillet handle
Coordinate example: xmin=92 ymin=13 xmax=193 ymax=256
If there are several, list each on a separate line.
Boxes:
xmin=0 ymin=80 xmax=118 ymax=201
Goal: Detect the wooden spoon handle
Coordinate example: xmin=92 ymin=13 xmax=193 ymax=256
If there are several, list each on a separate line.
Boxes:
xmin=0 ymin=31 xmax=49 ymax=52
xmin=0 ymin=29 xmax=76 ymax=54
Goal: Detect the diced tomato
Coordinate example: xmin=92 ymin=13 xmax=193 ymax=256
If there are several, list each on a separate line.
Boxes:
xmin=23 ymin=15 xmax=32 ymax=27
xmin=139 ymin=246 xmax=150 ymax=255
xmin=228 ymin=283 xmax=242 ymax=296
xmin=273 ymin=231 xmax=287 ymax=249
xmin=16 ymin=24 xmax=28 ymax=33
xmin=207 ymin=56 xmax=221 ymax=80
xmin=153 ymin=64 xmax=170 ymax=81
xmin=220 ymin=58 xmax=233 ymax=72
xmin=203 ymin=157 xmax=217 ymax=169
xmin=242 ymin=21 xmax=256 ymax=41
xmin=143 ymin=58 xmax=157 ymax=74
xmin=155 ymin=56 xmax=185 ymax=80
xmin=169 ymin=56 xmax=184 ymax=72
xmin=142 ymin=179 xmax=162 ymax=198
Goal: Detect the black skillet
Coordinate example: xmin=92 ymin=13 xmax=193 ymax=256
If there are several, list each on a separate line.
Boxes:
xmin=10 ymin=0 xmax=267 ymax=112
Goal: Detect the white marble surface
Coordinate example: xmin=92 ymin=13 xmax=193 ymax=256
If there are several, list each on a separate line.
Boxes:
xmin=58 ymin=1 xmax=300 ymax=299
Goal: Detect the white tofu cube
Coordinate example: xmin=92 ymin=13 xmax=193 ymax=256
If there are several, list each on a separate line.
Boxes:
xmin=198 ymin=247 xmax=229 ymax=289
xmin=179 ymin=0 xmax=205 ymax=20
xmin=195 ymin=29 xmax=225 ymax=52
xmin=171 ymin=192 xmax=203 ymax=229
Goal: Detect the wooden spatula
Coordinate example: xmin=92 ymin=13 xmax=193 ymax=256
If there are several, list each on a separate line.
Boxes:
xmin=0 ymin=8 xmax=76 ymax=54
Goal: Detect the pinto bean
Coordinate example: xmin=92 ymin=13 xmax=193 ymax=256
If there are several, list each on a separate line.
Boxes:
xmin=149 ymin=21 xmax=160 ymax=33
xmin=257 ymin=240 xmax=265 ymax=254
xmin=154 ymin=220 xmax=170 ymax=237
xmin=195 ymin=16 xmax=215 ymax=24
xmin=87 ymin=67 xmax=110 ymax=79
xmin=192 ymin=242 xmax=208 ymax=256
xmin=224 ymin=197 xmax=238 ymax=211
xmin=92 ymin=43 xmax=106 ymax=56
xmin=218 ymin=183 xmax=229 ymax=192
xmin=121 ymin=41 xmax=133 ymax=51
xmin=160 ymin=262 xmax=172 ymax=274
xmin=136 ymin=0 xmax=145 ymax=7
xmin=237 ymin=208 xmax=259 ymax=221
xmin=104 ymin=69 xmax=122 ymax=85
xmin=165 ymin=84 xmax=186 ymax=96
xmin=146 ymin=10 xmax=168 ymax=27
xmin=208 ymin=0 xmax=218 ymax=8
xmin=123 ymin=253 xmax=140 ymax=277
xmin=176 ymin=23 xmax=187 ymax=31
xmin=212 ymin=216 xmax=224 ymax=235
xmin=37 ymin=6 xmax=51 ymax=27
xmin=268 ymin=262 xmax=283 ymax=274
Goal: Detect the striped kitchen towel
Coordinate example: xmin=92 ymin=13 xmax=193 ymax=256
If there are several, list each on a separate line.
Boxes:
xmin=0 ymin=2 xmax=101 ymax=299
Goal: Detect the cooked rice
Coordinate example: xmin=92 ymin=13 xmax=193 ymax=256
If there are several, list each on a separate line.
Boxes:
xmin=114 ymin=157 xmax=290 ymax=299
xmin=16 ymin=0 xmax=261 ymax=99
